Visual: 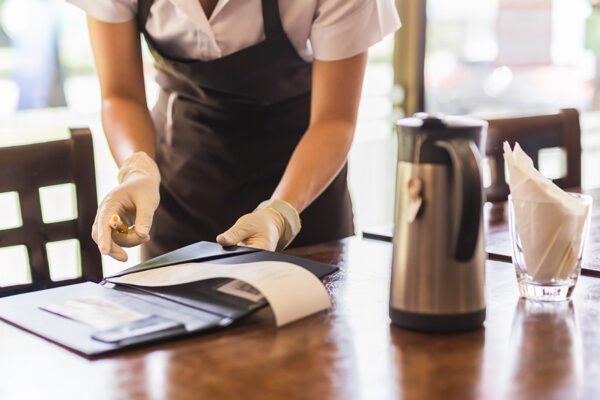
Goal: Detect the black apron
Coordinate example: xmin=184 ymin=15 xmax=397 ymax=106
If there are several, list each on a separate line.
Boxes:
xmin=137 ymin=0 xmax=354 ymax=260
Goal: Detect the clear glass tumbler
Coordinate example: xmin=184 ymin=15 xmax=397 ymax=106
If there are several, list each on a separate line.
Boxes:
xmin=508 ymin=193 xmax=593 ymax=301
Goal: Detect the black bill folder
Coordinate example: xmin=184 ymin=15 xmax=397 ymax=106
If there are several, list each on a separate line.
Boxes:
xmin=0 ymin=242 xmax=337 ymax=357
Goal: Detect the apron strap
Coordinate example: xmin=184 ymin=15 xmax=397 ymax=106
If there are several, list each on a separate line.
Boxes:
xmin=136 ymin=0 xmax=153 ymax=33
xmin=262 ymin=0 xmax=286 ymax=41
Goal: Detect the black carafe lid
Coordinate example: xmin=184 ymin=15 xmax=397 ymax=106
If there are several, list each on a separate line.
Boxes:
xmin=396 ymin=113 xmax=487 ymax=164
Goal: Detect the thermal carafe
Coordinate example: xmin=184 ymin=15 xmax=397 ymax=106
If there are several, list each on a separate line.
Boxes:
xmin=389 ymin=113 xmax=487 ymax=332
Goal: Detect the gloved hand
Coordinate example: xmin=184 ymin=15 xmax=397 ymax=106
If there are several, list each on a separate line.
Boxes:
xmin=92 ymin=152 xmax=161 ymax=261
xmin=216 ymin=199 xmax=301 ymax=251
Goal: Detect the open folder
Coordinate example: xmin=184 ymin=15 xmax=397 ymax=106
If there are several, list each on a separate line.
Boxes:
xmin=0 ymin=242 xmax=337 ymax=357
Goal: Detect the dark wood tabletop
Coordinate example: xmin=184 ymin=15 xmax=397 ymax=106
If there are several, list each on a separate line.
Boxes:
xmin=1 ymin=237 xmax=600 ymax=399
xmin=363 ymin=187 xmax=600 ymax=276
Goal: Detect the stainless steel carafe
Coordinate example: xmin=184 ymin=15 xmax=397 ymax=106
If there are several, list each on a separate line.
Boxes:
xmin=389 ymin=113 xmax=487 ymax=332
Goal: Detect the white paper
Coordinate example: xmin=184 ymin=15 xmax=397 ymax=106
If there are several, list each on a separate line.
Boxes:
xmin=503 ymin=142 xmax=591 ymax=281
xmin=106 ymin=261 xmax=332 ymax=327
xmin=40 ymin=296 xmax=148 ymax=330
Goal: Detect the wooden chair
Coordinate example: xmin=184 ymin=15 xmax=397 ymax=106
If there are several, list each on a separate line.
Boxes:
xmin=485 ymin=108 xmax=582 ymax=203
xmin=0 ymin=128 xmax=102 ymax=296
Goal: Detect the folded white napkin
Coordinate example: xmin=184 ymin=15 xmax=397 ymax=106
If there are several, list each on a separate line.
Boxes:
xmin=503 ymin=142 xmax=590 ymax=282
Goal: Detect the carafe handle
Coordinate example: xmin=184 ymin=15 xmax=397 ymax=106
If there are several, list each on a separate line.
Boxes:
xmin=435 ymin=139 xmax=483 ymax=261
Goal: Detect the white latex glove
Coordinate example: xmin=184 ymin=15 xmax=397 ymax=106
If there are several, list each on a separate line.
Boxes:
xmin=92 ymin=152 xmax=161 ymax=261
xmin=216 ymin=199 xmax=301 ymax=251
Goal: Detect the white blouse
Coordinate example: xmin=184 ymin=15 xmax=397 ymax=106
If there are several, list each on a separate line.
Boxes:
xmin=67 ymin=0 xmax=400 ymax=62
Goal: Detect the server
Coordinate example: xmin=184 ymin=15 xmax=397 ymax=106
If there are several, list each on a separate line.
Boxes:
xmin=70 ymin=0 xmax=400 ymax=260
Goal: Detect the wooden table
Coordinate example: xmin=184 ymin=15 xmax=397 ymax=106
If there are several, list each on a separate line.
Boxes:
xmin=364 ymin=188 xmax=600 ymax=276
xmin=1 ymin=237 xmax=600 ymax=399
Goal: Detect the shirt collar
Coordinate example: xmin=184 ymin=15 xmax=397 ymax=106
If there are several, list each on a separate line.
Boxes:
xmin=211 ymin=0 xmax=231 ymax=22
xmin=169 ymin=0 xmax=231 ymax=38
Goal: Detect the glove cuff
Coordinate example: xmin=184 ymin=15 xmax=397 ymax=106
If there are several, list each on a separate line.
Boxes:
xmin=257 ymin=199 xmax=301 ymax=250
xmin=118 ymin=152 xmax=161 ymax=184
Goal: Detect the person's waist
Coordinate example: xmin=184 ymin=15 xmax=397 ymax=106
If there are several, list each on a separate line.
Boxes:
xmin=153 ymin=66 xmax=311 ymax=107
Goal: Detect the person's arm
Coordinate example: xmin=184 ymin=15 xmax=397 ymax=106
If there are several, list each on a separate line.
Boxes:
xmin=87 ymin=17 xmax=156 ymax=164
xmin=272 ymin=52 xmax=367 ymax=212
xmin=217 ymin=52 xmax=367 ymax=251
xmin=87 ymin=17 xmax=161 ymax=261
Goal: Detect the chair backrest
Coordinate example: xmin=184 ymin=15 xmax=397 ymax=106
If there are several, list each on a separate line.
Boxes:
xmin=485 ymin=108 xmax=582 ymax=203
xmin=0 ymin=128 xmax=102 ymax=296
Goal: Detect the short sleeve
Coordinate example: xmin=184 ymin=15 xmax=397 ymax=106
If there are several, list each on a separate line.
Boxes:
xmin=66 ymin=0 xmax=137 ymax=23
xmin=310 ymin=0 xmax=401 ymax=61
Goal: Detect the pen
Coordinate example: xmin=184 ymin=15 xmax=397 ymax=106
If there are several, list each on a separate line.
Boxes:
xmin=110 ymin=215 xmax=133 ymax=234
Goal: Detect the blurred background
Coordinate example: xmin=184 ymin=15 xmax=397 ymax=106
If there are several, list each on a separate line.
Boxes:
xmin=1 ymin=0 xmax=600 ymax=279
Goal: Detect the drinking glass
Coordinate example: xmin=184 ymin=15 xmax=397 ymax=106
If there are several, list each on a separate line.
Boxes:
xmin=508 ymin=193 xmax=592 ymax=301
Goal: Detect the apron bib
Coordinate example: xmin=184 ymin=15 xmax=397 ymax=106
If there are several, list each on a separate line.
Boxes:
xmin=137 ymin=0 xmax=354 ymax=259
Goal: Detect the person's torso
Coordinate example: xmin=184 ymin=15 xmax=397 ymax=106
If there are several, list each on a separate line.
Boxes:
xmin=137 ymin=1 xmax=356 ymax=257
xmin=139 ymin=0 xmax=312 ymax=104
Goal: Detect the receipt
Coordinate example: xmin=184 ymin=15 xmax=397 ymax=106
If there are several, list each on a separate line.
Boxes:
xmin=107 ymin=261 xmax=332 ymax=327
xmin=40 ymin=296 xmax=147 ymax=330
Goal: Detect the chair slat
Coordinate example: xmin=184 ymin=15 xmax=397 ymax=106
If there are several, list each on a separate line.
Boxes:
xmin=485 ymin=108 xmax=581 ymax=203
